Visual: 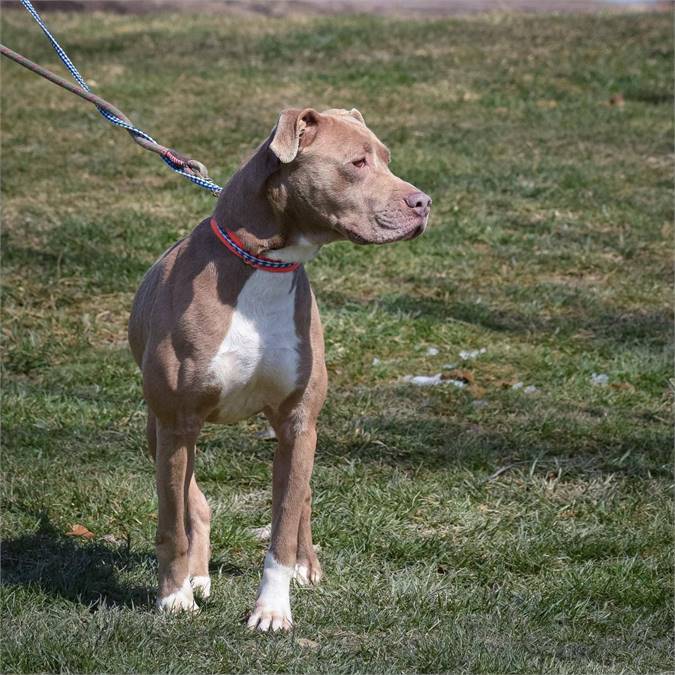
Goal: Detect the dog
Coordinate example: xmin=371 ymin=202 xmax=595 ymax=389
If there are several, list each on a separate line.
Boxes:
xmin=128 ymin=107 xmax=431 ymax=631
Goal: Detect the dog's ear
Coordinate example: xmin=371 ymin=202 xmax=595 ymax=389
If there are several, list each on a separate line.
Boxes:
xmin=349 ymin=108 xmax=365 ymax=125
xmin=269 ymin=108 xmax=320 ymax=163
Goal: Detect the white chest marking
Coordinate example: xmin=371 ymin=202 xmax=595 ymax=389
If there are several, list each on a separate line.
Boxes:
xmin=209 ymin=271 xmax=299 ymax=423
xmin=266 ymin=235 xmax=321 ymax=264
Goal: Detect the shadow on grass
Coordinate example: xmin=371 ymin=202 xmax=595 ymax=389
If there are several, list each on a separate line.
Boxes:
xmin=1 ymin=513 xmax=154 ymax=610
xmin=312 ymin=399 xmax=672 ymax=478
xmin=321 ymin=288 xmax=672 ymax=348
xmin=194 ymin=395 xmax=670 ymax=479
xmin=354 ymin=431 xmax=668 ymax=480
xmin=1 ymin=511 xmax=248 ymax=610
xmin=1 ymin=233 xmax=148 ymax=294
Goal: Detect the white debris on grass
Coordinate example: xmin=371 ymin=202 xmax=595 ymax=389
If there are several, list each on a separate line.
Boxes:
xmin=251 ymin=524 xmax=271 ymax=541
xmin=425 ymin=346 xmax=439 ymax=356
xmin=459 ymin=347 xmax=487 ymax=360
xmin=402 ymin=373 xmax=443 ymax=386
xmin=372 ymin=357 xmax=381 ymax=366
xmin=512 ymin=382 xmax=538 ymax=394
xmin=442 ymin=363 xmax=458 ymax=370
xmin=401 ymin=374 xmax=466 ymax=388
xmin=591 ymin=373 xmax=609 ymax=386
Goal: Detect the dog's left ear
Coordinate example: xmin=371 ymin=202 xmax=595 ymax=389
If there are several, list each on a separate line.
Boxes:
xmin=269 ymin=108 xmax=321 ymax=163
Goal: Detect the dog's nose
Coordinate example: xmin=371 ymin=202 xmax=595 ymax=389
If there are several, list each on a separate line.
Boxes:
xmin=404 ymin=191 xmax=432 ymax=216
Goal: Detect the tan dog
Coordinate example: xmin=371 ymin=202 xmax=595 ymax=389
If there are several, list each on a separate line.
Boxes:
xmin=128 ymin=107 xmax=431 ymax=631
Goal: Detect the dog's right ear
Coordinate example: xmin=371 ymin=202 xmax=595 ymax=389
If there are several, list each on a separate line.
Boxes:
xmin=269 ymin=108 xmax=320 ymax=164
xmin=349 ymin=108 xmax=365 ymax=125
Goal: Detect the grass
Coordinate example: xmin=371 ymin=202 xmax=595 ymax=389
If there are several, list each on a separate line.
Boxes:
xmin=1 ymin=7 xmax=672 ymax=673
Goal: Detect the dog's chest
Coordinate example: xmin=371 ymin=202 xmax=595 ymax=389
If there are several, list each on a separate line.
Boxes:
xmin=208 ymin=271 xmax=299 ymax=423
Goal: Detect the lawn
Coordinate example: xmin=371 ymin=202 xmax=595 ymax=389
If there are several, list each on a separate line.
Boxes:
xmin=1 ymin=6 xmax=672 ymax=673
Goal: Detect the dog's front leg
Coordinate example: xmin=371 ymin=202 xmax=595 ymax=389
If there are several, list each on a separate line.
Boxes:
xmin=155 ymin=418 xmax=201 ymax=613
xmin=247 ymin=419 xmax=317 ymax=632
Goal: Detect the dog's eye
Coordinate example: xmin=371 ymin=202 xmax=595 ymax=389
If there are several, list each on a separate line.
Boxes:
xmin=352 ymin=158 xmax=367 ymax=169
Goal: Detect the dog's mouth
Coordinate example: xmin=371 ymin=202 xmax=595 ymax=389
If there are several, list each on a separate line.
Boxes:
xmin=337 ymin=208 xmax=429 ymax=245
xmin=345 ymin=230 xmax=370 ymax=245
xmin=343 ymin=218 xmax=426 ymax=245
xmin=377 ymin=211 xmax=428 ymax=238
xmin=402 ymin=221 xmax=426 ymax=240
xmin=377 ymin=212 xmax=427 ymax=241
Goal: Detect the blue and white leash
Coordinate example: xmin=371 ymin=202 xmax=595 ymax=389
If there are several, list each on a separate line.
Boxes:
xmin=16 ymin=0 xmax=223 ymax=195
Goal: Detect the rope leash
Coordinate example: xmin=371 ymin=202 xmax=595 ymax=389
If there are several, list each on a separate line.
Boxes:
xmin=1 ymin=0 xmax=223 ymax=195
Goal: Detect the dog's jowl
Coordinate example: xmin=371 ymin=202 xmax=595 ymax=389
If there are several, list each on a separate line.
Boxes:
xmin=128 ymin=107 xmax=431 ymax=631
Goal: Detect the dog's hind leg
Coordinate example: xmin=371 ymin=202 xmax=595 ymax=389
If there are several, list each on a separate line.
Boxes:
xmin=146 ymin=410 xmax=157 ymax=461
xmin=294 ymin=489 xmax=322 ymax=586
xmin=187 ymin=474 xmax=211 ymax=600
xmin=154 ymin=417 xmax=201 ymax=613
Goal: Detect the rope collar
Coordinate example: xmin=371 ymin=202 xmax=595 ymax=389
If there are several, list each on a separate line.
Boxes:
xmin=210 ymin=217 xmax=300 ymax=273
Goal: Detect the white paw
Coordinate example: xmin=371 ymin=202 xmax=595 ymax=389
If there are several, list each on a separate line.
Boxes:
xmin=247 ymin=552 xmax=293 ymax=632
xmin=190 ymin=575 xmax=211 ymax=600
xmin=156 ymin=579 xmax=199 ymax=613
xmin=247 ymin=602 xmax=293 ymax=632
xmin=294 ymin=561 xmax=322 ymax=586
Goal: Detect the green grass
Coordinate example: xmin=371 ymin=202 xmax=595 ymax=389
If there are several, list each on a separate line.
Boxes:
xmin=1 ymin=7 xmax=672 ymax=673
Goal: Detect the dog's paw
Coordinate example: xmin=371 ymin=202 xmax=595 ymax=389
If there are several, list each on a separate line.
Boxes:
xmin=247 ymin=601 xmax=293 ymax=632
xmin=247 ymin=552 xmax=293 ymax=632
xmin=156 ymin=580 xmax=199 ymax=613
xmin=294 ymin=559 xmax=322 ymax=587
xmin=190 ymin=575 xmax=211 ymax=600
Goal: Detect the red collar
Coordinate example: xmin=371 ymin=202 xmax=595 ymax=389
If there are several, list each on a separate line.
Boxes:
xmin=210 ymin=217 xmax=300 ymax=273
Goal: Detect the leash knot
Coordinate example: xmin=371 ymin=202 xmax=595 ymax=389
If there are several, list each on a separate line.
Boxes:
xmin=5 ymin=0 xmax=222 ymax=196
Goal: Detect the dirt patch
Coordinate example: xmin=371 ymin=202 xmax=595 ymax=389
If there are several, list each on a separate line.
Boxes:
xmin=0 ymin=0 xmax=669 ymax=16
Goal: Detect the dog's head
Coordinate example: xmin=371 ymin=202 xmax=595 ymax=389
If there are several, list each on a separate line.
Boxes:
xmin=265 ymin=108 xmax=431 ymax=247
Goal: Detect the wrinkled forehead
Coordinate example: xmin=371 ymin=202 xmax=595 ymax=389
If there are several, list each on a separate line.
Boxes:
xmin=317 ymin=109 xmax=391 ymax=162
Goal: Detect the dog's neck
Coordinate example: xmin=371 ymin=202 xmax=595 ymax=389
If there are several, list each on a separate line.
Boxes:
xmin=212 ymin=142 xmax=321 ymax=265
